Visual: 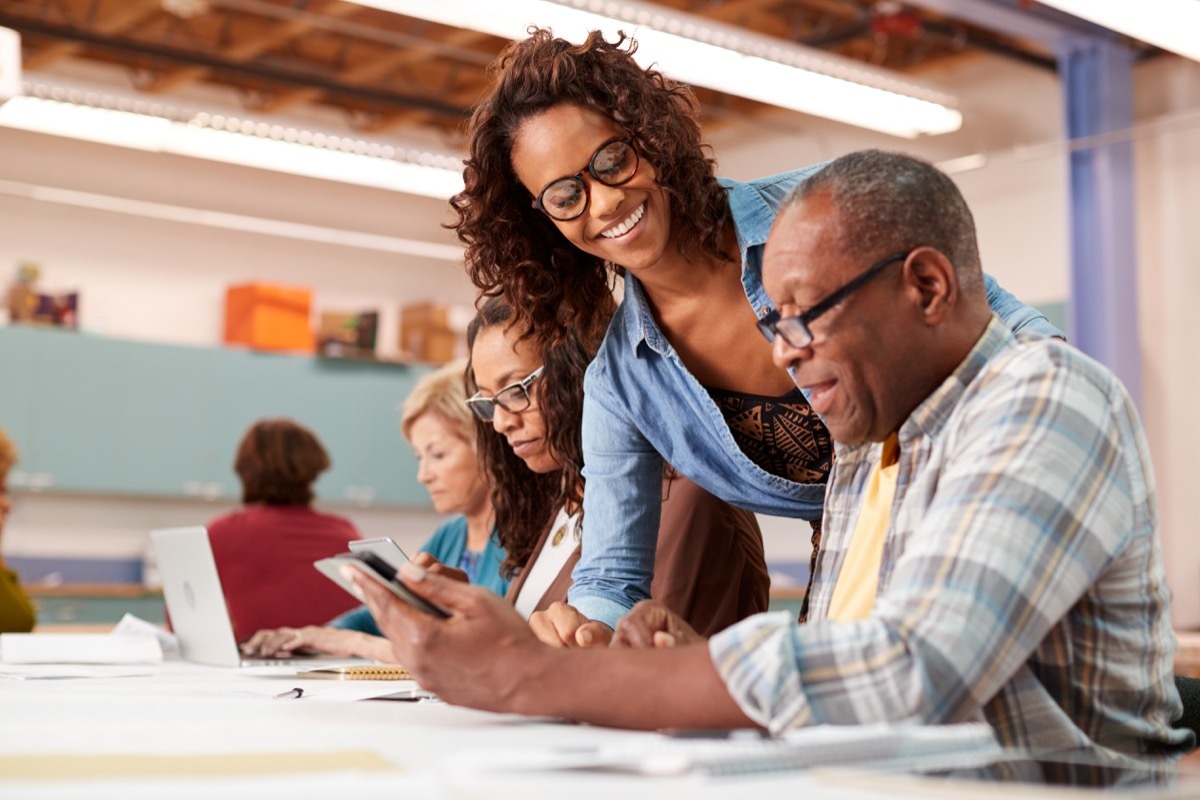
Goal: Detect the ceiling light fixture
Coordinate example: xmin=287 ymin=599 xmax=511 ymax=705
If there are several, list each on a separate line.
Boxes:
xmin=0 ymin=178 xmax=464 ymax=260
xmin=345 ymin=0 xmax=962 ymax=138
xmin=1034 ymin=0 xmax=1200 ymax=62
xmin=0 ymin=83 xmax=466 ymax=199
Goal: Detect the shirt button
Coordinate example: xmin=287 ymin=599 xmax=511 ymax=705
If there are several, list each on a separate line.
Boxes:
xmin=759 ymin=306 xmax=769 ymax=316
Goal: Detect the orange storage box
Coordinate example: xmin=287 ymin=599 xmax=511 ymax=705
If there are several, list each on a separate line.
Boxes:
xmin=223 ymin=283 xmax=315 ymax=353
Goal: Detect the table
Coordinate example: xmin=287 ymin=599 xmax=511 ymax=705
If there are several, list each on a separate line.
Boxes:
xmin=0 ymin=661 xmax=842 ymax=798
xmin=1 ymin=661 xmax=1197 ymax=799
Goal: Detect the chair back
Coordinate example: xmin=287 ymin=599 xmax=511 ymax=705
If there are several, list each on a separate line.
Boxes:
xmin=1175 ymin=675 xmax=1200 ymax=747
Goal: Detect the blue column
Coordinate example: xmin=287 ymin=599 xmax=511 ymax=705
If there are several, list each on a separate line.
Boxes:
xmin=1058 ymin=36 xmax=1141 ymax=408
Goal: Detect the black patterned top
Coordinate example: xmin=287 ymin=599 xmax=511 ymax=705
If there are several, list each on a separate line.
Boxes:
xmin=707 ymin=383 xmax=832 ymax=624
xmin=706 ymin=385 xmax=832 ymax=485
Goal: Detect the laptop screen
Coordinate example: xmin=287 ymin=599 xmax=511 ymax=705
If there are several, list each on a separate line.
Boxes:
xmin=151 ymin=526 xmax=244 ymax=667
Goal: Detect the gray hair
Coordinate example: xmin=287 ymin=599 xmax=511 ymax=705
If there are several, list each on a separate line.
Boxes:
xmin=783 ymin=150 xmax=983 ymax=294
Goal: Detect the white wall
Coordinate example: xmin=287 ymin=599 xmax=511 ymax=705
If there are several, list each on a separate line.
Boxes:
xmin=3 ymin=52 xmax=1198 ymax=627
xmin=0 ymin=128 xmax=474 ymax=357
xmin=1134 ymin=57 xmax=1200 ymax=628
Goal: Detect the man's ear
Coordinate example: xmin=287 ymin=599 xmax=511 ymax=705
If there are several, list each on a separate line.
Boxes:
xmin=904 ymin=248 xmax=957 ymax=325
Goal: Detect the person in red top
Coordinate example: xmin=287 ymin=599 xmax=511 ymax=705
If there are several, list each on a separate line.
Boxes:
xmin=206 ymin=418 xmax=361 ymax=643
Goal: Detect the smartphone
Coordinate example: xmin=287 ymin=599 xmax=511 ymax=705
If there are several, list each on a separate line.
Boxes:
xmin=348 ymin=537 xmax=411 ymax=571
xmin=314 ymin=551 xmax=450 ymax=619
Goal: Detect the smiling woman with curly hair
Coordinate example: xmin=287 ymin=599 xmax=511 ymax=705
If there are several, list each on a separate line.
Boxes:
xmin=453 ymin=29 xmax=729 ymax=344
xmin=450 ymin=28 xmax=1062 ymax=646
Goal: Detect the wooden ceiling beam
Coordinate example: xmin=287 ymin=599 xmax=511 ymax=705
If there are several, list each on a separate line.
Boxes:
xmin=252 ymin=28 xmax=489 ymax=116
xmin=139 ymin=0 xmax=358 ymax=94
xmin=691 ymin=0 xmax=789 ymax=23
xmin=23 ymin=0 xmax=164 ymax=70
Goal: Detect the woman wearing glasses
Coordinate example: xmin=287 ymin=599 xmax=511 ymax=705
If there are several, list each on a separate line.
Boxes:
xmin=466 ymin=296 xmax=768 ymax=637
xmin=452 ymin=29 xmax=1061 ymax=645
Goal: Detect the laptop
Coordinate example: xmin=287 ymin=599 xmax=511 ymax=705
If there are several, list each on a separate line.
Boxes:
xmin=150 ymin=525 xmax=351 ymax=668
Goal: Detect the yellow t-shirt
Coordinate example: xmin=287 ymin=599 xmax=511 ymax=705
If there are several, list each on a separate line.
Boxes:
xmin=826 ymin=434 xmax=900 ymax=623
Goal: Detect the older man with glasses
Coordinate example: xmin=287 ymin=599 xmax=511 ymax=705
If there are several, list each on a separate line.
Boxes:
xmin=352 ymin=149 xmax=1193 ymax=765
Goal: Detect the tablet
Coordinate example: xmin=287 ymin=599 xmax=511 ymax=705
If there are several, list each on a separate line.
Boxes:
xmin=348 ymin=537 xmax=411 ymax=571
xmin=314 ymin=551 xmax=450 ymax=619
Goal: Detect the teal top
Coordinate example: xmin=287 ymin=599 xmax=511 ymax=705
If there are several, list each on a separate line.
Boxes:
xmin=328 ymin=515 xmax=508 ymax=635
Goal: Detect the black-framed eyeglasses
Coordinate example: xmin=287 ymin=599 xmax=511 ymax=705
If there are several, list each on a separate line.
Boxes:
xmin=757 ymin=251 xmax=911 ymax=349
xmin=531 ymin=137 xmax=639 ymax=222
xmin=465 ymin=366 xmax=544 ymax=422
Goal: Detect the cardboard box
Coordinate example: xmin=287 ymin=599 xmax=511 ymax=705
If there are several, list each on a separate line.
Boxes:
xmin=224 ymin=283 xmax=314 ymax=353
xmin=399 ymin=302 xmax=459 ymax=364
xmin=317 ymin=310 xmax=378 ymax=357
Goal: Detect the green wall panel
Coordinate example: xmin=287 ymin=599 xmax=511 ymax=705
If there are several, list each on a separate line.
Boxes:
xmin=0 ymin=327 xmax=432 ymax=509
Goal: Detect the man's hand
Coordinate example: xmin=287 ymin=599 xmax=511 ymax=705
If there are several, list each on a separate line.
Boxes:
xmin=351 ymin=563 xmax=544 ymax=711
xmin=611 ymin=600 xmax=704 ymax=649
xmin=528 ymin=601 xmax=613 ymax=648
xmin=240 ymin=626 xmax=393 ymax=661
xmin=410 ymin=552 xmax=469 ymax=584
xmin=353 ymin=565 xmax=755 ymax=730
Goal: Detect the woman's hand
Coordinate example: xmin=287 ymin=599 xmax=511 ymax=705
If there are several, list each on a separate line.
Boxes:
xmin=240 ymin=626 xmax=392 ymax=661
xmin=411 ymin=552 xmax=470 ymax=584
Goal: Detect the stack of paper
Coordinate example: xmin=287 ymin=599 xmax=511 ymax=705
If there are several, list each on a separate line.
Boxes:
xmin=449 ymin=722 xmax=1003 ymax=778
xmin=0 ymin=633 xmax=163 ymax=665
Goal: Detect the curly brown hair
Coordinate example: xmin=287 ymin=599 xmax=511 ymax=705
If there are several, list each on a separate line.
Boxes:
xmin=450 ymin=28 xmax=732 ymax=345
xmin=465 ymin=295 xmax=612 ymax=578
xmin=234 ymin=419 xmax=330 ymax=506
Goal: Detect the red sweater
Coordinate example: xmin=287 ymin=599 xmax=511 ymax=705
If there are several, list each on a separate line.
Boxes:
xmin=206 ymin=505 xmax=362 ymax=643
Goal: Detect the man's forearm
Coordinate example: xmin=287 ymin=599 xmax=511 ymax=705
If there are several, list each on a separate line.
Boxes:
xmin=510 ymin=643 xmax=756 ymax=730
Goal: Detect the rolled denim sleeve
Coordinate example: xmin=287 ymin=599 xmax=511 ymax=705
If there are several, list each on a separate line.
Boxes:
xmin=569 ymin=360 xmax=666 ymax=629
xmin=983 ymin=273 xmax=1063 ymax=339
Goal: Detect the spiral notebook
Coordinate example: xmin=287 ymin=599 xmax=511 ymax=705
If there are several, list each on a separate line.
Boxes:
xmin=297 ymin=664 xmax=413 ymax=680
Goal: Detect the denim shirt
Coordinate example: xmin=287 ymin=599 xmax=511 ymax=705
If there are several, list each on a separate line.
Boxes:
xmin=569 ymin=167 xmax=1065 ymax=628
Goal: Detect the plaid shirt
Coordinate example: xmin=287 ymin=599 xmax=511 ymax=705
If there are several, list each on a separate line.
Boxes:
xmin=710 ymin=317 xmax=1193 ymax=759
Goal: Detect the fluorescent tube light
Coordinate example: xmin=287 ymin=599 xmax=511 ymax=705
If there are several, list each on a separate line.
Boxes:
xmin=1035 ymin=0 xmax=1200 ymax=62
xmin=0 ymin=84 xmax=466 ymax=200
xmin=345 ymin=0 xmax=962 ymax=138
xmin=0 ymin=27 xmax=20 ymax=103
xmin=936 ymin=153 xmax=988 ymax=175
xmin=0 ymin=178 xmax=464 ymax=261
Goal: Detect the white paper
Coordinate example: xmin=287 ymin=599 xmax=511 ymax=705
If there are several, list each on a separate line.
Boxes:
xmin=112 ymin=613 xmax=180 ymax=657
xmin=0 ymin=665 xmax=157 ymax=680
xmin=447 ymin=722 xmax=1003 ymax=777
xmin=0 ymin=633 xmax=163 ymax=664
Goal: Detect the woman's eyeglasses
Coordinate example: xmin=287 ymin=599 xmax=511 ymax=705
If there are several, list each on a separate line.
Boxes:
xmin=465 ymin=367 xmax=544 ymax=422
xmin=531 ymin=137 xmax=639 ymax=222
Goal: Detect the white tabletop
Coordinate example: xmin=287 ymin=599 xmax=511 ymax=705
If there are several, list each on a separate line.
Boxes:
xmin=1 ymin=661 xmax=1195 ymax=799
xmin=0 ymin=661 xmax=862 ymax=798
